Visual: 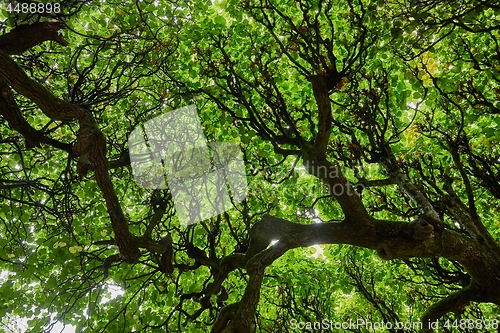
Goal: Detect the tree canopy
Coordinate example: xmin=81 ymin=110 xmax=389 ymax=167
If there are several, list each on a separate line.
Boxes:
xmin=1 ymin=0 xmax=500 ymax=332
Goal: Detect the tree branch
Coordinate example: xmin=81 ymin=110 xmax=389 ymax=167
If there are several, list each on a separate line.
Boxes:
xmin=213 ymin=214 xmax=500 ymax=332
xmin=0 ymin=78 xmax=74 ymax=153
xmin=0 ymin=27 xmax=141 ymax=262
xmin=310 ymin=74 xmax=332 ymax=158
xmin=421 ymin=281 xmax=489 ymax=332
xmin=301 ymin=157 xmax=369 ymax=221
xmin=0 ymin=22 xmax=68 ymax=55
xmin=380 ymin=144 xmax=443 ymax=230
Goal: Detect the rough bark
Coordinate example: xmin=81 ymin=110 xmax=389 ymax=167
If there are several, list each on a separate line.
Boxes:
xmin=0 ymin=22 xmax=68 ymax=55
xmin=0 ymin=23 xmax=147 ymax=263
xmin=211 ymin=214 xmax=500 ymax=332
xmin=421 ymin=281 xmax=489 ymax=332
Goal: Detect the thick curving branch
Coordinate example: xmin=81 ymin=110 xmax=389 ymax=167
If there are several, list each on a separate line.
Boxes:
xmin=212 ymin=214 xmax=500 ymax=332
xmin=301 ymin=156 xmax=370 ymax=221
xmin=380 ymin=144 xmax=443 ymax=229
xmin=212 ymin=234 xmax=293 ymax=333
xmin=0 ymin=22 xmax=68 ymax=55
xmin=443 ymin=176 xmax=500 ymax=268
xmin=421 ymin=281 xmax=489 ymax=332
xmin=0 ymin=27 xmax=141 ymax=262
xmin=0 ymin=78 xmax=74 ymax=153
xmin=310 ymin=74 xmax=333 ymax=158
xmin=306 ymin=71 xmax=369 ymax=221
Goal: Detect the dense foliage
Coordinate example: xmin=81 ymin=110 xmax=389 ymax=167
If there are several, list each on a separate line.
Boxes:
xmin=1 ymin=0 xmax=500 ymax=332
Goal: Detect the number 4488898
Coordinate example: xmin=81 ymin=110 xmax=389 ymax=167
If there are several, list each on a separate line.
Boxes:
xmin=6 ymin=2 xmax=61 ymax=14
